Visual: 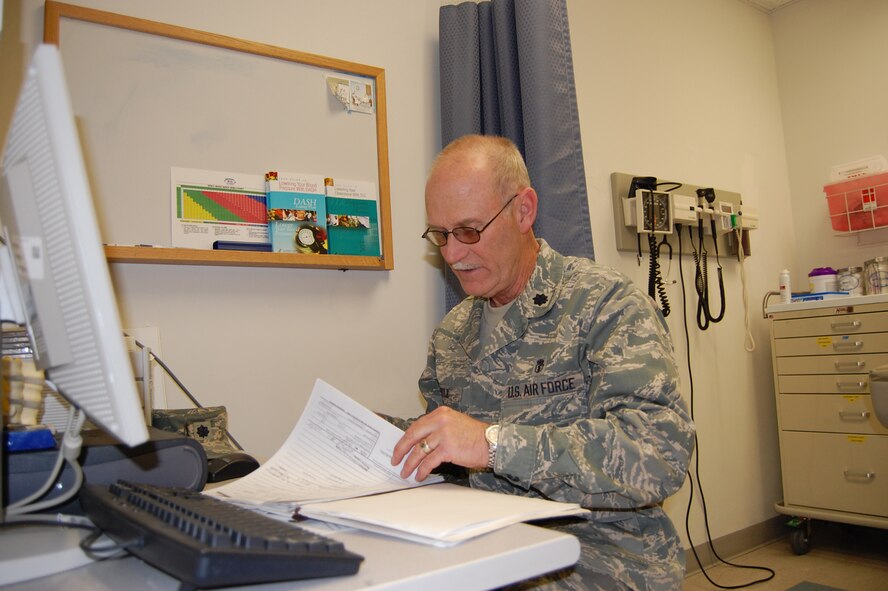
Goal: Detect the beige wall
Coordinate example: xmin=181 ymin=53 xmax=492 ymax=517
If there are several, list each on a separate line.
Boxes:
xmin=3 ymin=0 xmax=882 ymax=555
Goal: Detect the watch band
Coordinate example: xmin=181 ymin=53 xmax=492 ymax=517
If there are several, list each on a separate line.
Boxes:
xmin=485 ymin=424 xmax=500 ymax=470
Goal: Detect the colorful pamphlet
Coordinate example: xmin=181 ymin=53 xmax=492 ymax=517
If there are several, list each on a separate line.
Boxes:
xmin=324 ymin=178 xmax=381 ymax=257
xmin=170 ymin=168 xmax=268 ymax=250
xmin=265 ymin=172 xmax=328 ymax=254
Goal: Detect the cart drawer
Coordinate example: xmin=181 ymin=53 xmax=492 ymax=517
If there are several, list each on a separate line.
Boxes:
xmin=781 ymin=431 xmax=888 ymax=517
xmin=776 ymin=353 xmax=888 ymax=375
xmin=773 ymin=311 xmax=888 ymax=338
xmin=774 ymin=333 xmax=888 ymax=357
xmin=778 ymin=374 xmax=869 ymax=394
xmin=778 ymin=394 xmax=888 ymax=435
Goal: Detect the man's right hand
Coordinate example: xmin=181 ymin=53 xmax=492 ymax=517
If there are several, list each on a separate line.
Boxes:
xmin=390 ymin=407 xmax=490 ymax=481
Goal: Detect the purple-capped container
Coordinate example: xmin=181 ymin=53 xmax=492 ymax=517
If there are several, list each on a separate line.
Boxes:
xmin=808 ymin=267 xmax=838 ymax=293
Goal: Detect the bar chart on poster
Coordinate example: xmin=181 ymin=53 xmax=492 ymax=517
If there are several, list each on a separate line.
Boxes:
xmin=177 ymin=188 xmax=267 ymax=225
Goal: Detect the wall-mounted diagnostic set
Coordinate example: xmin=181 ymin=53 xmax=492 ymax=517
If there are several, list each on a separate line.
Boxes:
xmin=610 ymin=172 xmax=758 ymax=332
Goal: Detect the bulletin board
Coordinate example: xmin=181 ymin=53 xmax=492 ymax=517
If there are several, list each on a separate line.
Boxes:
xmin=43 ymin=1 xmax=393 ymax=270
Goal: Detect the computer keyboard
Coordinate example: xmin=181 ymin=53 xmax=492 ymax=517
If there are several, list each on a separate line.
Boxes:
xmin=79 ymin=480 xmax=363 ymax=589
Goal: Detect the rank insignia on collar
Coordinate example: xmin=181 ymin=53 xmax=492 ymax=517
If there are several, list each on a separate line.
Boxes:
xmin=533 ymin=293 xmax=548 ymax=306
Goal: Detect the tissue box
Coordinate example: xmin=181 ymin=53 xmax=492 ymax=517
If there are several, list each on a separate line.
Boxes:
xmin=825 ymin=171 xmax=888 ymax=232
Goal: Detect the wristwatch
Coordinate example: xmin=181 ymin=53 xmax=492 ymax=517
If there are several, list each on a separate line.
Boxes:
xmin=485 ymin=423 xmax=500 ymax=470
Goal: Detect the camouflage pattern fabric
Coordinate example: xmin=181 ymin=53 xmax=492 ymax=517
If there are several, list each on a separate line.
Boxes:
xmin=151 ymin=406 xmax=236 ymax=459
xmin=418 ymin=240 xmax=695 ymax=591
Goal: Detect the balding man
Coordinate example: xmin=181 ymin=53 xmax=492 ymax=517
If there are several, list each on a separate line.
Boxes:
xmin=390 ymin=135 xmax=694 ymax=591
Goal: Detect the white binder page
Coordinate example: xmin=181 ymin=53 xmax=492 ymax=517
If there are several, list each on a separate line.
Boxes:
xmin=207 ymin=378 xmax=441 ymax=515
xmin=299 ymin=483 xmax=586 ymax=546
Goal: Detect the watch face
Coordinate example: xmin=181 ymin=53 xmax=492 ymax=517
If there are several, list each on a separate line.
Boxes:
xmin=296 ymin=226 xmax=316 ymax=247
xmin=485 ymin=424 xmax=500 ymax=446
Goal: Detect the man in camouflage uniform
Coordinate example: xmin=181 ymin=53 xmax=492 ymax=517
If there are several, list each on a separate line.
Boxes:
xmin=390 ymin=135 xmax=695 ymax=590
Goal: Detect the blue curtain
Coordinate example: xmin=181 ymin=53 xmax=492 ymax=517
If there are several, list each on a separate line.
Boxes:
xmin=438 ymin=0 xmax=594 ymax=310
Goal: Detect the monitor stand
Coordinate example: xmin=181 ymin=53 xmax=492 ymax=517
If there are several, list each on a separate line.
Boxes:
xmin=0 ymin=525 xmax=96 ymax=585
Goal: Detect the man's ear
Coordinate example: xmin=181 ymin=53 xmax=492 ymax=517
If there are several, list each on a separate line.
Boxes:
xmin=515 ymin=187 xmax=538 ymax=233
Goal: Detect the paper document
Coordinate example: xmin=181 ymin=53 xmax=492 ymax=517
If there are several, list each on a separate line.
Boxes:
xmin=299 ymin=483 xmax=587 ymax=547
xmin=207 ymin=379 xmax=442 ymax=516
xmin=208 ymin=379 xmax=585 ymax=546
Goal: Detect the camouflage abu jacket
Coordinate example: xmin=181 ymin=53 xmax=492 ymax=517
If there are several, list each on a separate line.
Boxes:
xmin=421 ymin=239 xmax=693 ymax=506
xmin=418 ymin=239 xmax=695 ymax=590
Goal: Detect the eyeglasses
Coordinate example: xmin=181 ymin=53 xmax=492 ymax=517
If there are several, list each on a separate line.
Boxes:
xmin=421 ymin=194 xmax=518 ymax=247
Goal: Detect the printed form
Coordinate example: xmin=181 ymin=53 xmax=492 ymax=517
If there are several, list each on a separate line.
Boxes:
xmin=207 ymin=379 xmax=442 ymax=516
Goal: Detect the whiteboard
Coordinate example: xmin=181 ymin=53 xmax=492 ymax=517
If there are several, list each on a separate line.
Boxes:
xmin=44 ymin=1 xmax=392 ymax=270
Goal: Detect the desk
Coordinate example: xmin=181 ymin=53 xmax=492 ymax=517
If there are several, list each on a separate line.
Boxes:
xmin=1 ymin=522 xmax=579 ymax=591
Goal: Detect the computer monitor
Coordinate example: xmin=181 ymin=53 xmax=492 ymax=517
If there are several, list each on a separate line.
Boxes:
xmin=0 ymin=44 xmax=149 ymax=583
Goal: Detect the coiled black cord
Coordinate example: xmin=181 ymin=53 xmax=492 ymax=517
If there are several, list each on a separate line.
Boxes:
xmin=656 ymin=235 xmax=672 ymax=318
xmin=689 ymin=222 xmax=726 ymax=330
xmin=690 ymin=224 xmax=710 ymax=330
xmin=647 ymin=232 xmax=671 ymax=317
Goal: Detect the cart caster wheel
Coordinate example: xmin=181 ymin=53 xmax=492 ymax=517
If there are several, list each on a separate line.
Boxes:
xmin=790 ymin=527 xmax=811 ymax=555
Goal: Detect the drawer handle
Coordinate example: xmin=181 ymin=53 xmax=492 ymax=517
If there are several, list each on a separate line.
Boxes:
xmin=838 ymin=411 xmax=871 ymax=420
xmin=843 ymin=470 xmax=875 ymax=480
xmin=830 ymin=320 xmax=861 ymax=331
xmin=832 ymin=341 xmax=864 ymax=351
xmin=835 ymin=381 xmax=867 ymax=391
xmin=834 ymin=360 xmax=865 ymax=371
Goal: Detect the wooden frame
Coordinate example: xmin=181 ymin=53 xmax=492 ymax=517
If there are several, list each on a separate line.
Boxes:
xmin=43 ymin=1 xmax=393 ymax=270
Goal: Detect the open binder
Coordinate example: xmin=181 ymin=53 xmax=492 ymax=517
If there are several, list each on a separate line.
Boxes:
xmin=208 ymin=379 xmax=584 ymax=546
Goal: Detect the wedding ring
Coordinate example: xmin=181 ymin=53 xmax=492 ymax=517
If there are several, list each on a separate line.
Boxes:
xmin=419 ymin=439 xmax=433 ymax=454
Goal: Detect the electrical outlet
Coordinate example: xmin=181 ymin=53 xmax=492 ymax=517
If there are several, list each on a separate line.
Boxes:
xmin=124 ymin=326 xmax=167 ymax=411
xmin=124 ymin=335 xmax=143 ymax=380
xmin=125 ymin=335 xmax=153 ymax=423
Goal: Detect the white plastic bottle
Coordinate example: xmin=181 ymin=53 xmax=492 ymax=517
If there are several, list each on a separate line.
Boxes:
xmin=779 ymin=269 xmax=792 ymax=303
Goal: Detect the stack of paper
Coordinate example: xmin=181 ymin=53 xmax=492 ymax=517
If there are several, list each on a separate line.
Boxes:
xmin=208 ymin=379 xmax=585 ymax=545
xmin=207 ymin=379 xmax=443 ymax=517
xmin=299 ymin=483 xmax=585 ymax=547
